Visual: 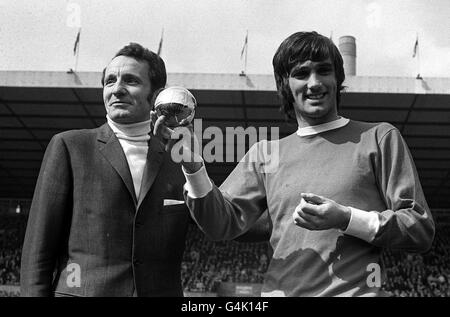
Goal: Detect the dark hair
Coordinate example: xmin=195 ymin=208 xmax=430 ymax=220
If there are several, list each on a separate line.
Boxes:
xmin=272 ymin=31 xmax=345 ymax=121
xmin=101 ymin=42 xmax=167 ymax=100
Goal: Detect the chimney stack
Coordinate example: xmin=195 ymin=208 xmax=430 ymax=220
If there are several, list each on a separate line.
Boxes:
xmin=338 ymin=36 xmax=356 ymax=76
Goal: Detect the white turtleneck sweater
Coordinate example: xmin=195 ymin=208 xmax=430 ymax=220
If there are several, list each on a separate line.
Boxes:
xmin=107 ymin=116 xmax=151 ymax=200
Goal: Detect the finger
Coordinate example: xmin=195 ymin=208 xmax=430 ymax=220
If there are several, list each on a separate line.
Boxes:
xmin=301 ymin=192 xmax=327 ymax=205
xmin=172 ymin=125 xmax=193 ymax=136
xmin=154 ymin=114 xmax=167 ymax=131
xmin=154 ymin=115 xmax=174 ymax=139
xmin=301 ymin=202 xmax=322 ymax=217
xmin=179 ymin=118 xmax=190 ymax=127
xmin=295 ymin=197 xmax=319 ymax=217
xmin=294 ymin=207 xmax=320 ymax=230
xmin=294 ymin=202 xmax=317 ymax=222
xmin=294 ymin=198 xmax=306 ymax=215
xmin=293 ymin=208 xmax=301 ymax=223
xmin=150 ymin=110 xmax=158 ymax=124
xmin=293 ymin=209 xmax=305 ymax=225
xmin=293 ymin=214 xmax=316 ymax=230
xmin=173 ymin=123 xmax=194 ymax=135
xmin=150 ymin=111 xmax=158 ymax=132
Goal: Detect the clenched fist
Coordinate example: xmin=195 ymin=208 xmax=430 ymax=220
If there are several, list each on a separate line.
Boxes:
xmin=292 ymin=193 xmax=351 ymax=231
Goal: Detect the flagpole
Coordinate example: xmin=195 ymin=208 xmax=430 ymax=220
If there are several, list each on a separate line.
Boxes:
xmin=73 ymin=27 xmax=81 ymax=73
xmin=74 ymin=32 xmax=80 ymax=72
xmin=416 ymin=33 xmax=421 ymax=79
xmin=157 ymin=28 xmax=164 ymax=56
xmin=240 ymin=30 xmax=248 ymax=76
xmin=244 ymin=30 xmax=248 ymax=75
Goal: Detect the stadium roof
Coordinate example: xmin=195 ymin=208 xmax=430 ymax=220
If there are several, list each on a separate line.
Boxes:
xmin=1 ymin=71 xmax=450 ymax=208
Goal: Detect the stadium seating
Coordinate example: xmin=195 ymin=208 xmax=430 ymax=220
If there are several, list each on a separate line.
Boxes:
xmin=380 ymin=224 xmax=450 ymax=297
xmin=0 ymin=214 xmax=26 ymax=286
xmin=1 ymin=214 xmax=449 ymax=297
xmin=181 ymin=225 xmax=268 ymax=293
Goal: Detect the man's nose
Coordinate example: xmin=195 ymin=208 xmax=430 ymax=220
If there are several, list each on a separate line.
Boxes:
xmin=112 ymin=81 xmax=126 ymax=96
xmin=307 ymin=72 xmax=322 ymax=90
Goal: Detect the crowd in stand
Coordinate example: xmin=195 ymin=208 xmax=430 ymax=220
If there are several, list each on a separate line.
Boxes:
xmin=181 ymin=225 xmax=269 ymax=293
xmin=0 ymin=213 xmax=449 ymax=296
xmin=381 ymin=224 xmax=450 ymax=297
xmin=182 ymin=223 xmax=450 ymax=296
xmin=0 ymin=214 xmax=26 ymax=286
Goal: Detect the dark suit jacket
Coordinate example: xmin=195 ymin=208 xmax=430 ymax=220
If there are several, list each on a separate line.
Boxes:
xmin=20 ymin=123 xmax=189 ymax=297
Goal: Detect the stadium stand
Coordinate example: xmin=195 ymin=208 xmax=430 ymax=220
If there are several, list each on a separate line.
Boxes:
xmin=0 ymin=213 xmax=26 ymax=286
xmin=380 ymin=224 xmax=450 ymax=297
xmin=1 ymin=212 xmax=449 ymax=297
xmin=181 ymin=224 xmax=269 ymax=294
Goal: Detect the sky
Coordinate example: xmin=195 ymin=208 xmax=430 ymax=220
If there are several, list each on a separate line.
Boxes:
xmin=0 ymin=0 xmax=449 ymax=77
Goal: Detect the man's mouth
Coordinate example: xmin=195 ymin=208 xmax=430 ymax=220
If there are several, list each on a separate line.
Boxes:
xmin=111 ymin=101 xmax=130 ymax=107
xmin=305 ymin=92 xmax=327 ymax=100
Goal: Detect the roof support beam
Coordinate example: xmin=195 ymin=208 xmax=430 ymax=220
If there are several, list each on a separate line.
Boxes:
xmin=0 ymin=98 xmax=46 ymax=152
xmin=70 ymin=88 xmax=98 ymax=128
xmin=240 ymin=91 xmax=248 ymax=129
xmin=400 ymin=94 xmax=419 ymax=134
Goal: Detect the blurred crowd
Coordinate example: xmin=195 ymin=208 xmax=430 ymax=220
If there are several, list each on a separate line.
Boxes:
xmin=0 ymin=214 xmax=26 ymax=285
xmin=181 ymin=225 xmax=269 ymax=293
xmin=182 ymin=223 xmax=450 ymax=296
xmin=381 ymin=224 xmax=450 ymax=297
xmin=1 ymin=213 xmax=449 ymax=296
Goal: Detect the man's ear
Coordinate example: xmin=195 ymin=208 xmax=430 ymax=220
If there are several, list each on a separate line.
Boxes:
xmin=101 ymin=67 xmax=107 ymax=86
xmin=149 ymin=87 xmax=165 ymax=110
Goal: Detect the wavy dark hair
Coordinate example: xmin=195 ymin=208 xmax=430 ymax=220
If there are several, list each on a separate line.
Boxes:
xmin=272 ymin=31 xmax=345 ymax=121
xmin=101 ymin=42 xmax=167 ymax=101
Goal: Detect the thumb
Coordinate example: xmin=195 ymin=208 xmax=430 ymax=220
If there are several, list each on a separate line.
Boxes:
xmin=154 ymin=115 xmax=174 ymax=140
xmin=149 ymin=111 xmax=156 ymax=133
xmin=300 ymin=193 xmax=327 ymax=205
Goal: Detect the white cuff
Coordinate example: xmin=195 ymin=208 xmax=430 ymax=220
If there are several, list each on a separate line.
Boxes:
xmin=182 ymin=165 xmax=213 ymax=198
xmin=342 ymin=207 xmax=380 ymax=243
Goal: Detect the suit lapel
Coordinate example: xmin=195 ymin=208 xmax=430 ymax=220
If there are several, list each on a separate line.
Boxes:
xmin=97 ymin=124 xmax=137 ymax=204
xmin=137 ymin=136 xmax=164 ymax=209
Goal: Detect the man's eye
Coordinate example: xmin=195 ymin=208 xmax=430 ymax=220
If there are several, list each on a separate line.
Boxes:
xmin=104 ymin=78 xmax=115 ymax=85
xmin=318 ymin=67 xmax=332 ymax=75
xmin=292 ymin=71 xmax=309 ymax=79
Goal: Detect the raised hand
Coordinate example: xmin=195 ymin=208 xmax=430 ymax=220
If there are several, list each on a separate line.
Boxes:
xmin=151 ymin=110 xmax=203 ymax=173
xmin=151 ymin=111 xmax=175 ymax=151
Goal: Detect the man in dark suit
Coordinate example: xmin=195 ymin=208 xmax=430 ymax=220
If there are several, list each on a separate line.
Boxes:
xmin=20 ymin=42 xmax=190 ymax=296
